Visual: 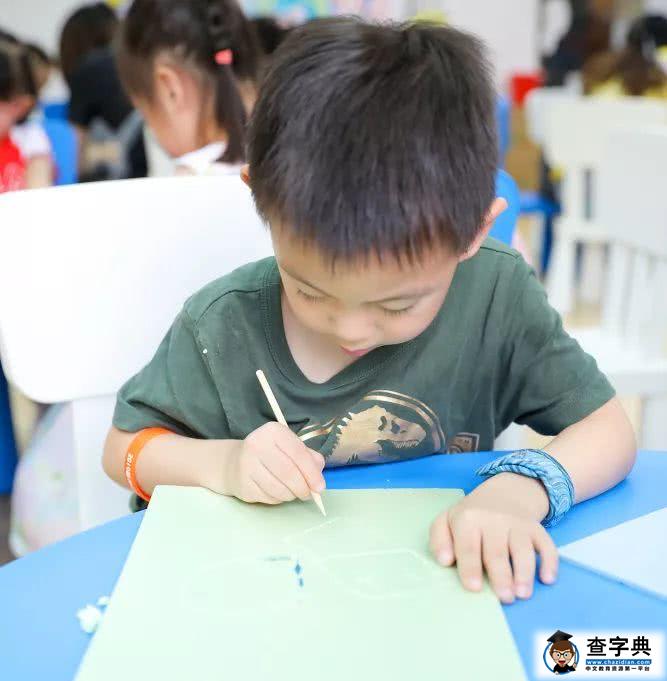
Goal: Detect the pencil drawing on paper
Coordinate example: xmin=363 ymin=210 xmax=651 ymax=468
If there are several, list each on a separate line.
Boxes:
xmin=180 ymin=513 xmax=442 ymax=616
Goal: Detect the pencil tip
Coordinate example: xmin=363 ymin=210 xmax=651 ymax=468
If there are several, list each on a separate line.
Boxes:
xmin=312 ymin=492 xmax=326 ymax=516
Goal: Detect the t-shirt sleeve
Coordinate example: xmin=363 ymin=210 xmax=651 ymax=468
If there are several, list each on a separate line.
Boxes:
xmin=498 ymin=261 xmax=615 ymax=435
xmin=113 ymin=309 xmax=230 ymax=437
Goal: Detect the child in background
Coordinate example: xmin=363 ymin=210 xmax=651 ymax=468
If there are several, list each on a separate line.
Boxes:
xmin=104 ymin=19 xmax=635 ymax=604
xmin=584 ymin=14 xmax=667 ymax=99
xmin=0 ymin=37 xmax=52 ymax=192
xmin=116 ymin=0 xmax=261 ymax=176
xmin=60 ymin=2 xmax=146 ymax=180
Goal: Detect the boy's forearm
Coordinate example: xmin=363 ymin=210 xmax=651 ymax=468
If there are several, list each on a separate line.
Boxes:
xmin=476 ymin=397 xmax=636 ymax=521
xmin=103 ymin=426 xmax=241 ymax=496
xmin=543 ymin=396 xmax=636 ymax=503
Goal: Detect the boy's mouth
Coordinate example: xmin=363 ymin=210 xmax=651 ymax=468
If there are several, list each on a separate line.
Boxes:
xmin=341 ymin=346 xmax=372 ymax=357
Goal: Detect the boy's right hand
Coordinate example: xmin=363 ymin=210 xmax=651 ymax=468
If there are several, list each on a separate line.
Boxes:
xmin=223 ymin=423 xmax=326 ymax=504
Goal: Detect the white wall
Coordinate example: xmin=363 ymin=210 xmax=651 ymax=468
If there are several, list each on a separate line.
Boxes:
xmin=438 ymin=0 xmax=540 ymax=87
xmin=0 ymin=0 xmax=83 ymax=54
xmin=1 ymin=0 xmax=544 ymax=84
xmin=2 ymin=0 xmax=541 ymax=86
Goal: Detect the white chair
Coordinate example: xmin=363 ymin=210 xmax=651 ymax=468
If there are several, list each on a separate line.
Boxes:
xmin=0 ymin=176 xmax=273 ymax=534
xmin=524 ymin=87 xmax=577 ymax=148
xmin=498 ymin=125 xmax=667 ymax=451
xmin=571 ymin=126 xmax=667 ymax=449
xmin=521 ymin=87 xmax=578 ymax=267
xmin=542 ymin=96 xmax=666 ymax=315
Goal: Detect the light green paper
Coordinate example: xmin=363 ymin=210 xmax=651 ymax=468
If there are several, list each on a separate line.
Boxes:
xmin=76 ymin=487 xmax=526 ymax=681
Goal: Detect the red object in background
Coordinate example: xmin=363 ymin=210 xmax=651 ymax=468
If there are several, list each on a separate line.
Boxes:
xmin=511 ymin=72 xmax=544 ymax=107
xmin=0 ymin=135 xmax=27 ymax=193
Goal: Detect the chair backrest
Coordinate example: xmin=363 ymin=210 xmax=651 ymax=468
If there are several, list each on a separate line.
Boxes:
xmin=492 ymin=170 xmax=520 ymax=246
xmin=524 ymin=86 xmax=576 ymax=146
xmin=543 ymin=97 xmax=667 ymax=169
xmin=42 ymin=118 xmax=78 ymax=186
xmin=543 ymin=97 xmax=666 ymax=225
xmin=0 ymin=176 xmax=274 ymax=530
xmin=598 ymin=126 xmax=667 ymax=357
xmin=0 ymin=176 xmax=273 ymax=403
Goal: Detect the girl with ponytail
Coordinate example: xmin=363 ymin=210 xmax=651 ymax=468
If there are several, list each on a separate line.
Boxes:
xmin=116 ymin=0 xmax=261 ymax=175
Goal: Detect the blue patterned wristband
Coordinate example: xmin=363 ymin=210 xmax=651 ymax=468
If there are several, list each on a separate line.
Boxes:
xmin=475 ymin=449 xmax=575 ymax=527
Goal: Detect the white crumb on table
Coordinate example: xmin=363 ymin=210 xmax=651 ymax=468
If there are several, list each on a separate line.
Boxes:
xmin=76 ymin=604 xmax=103 ymax=634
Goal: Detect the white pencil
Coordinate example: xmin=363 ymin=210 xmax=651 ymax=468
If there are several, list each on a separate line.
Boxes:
xmin=255 ymin=369 xmax=326 ymax=516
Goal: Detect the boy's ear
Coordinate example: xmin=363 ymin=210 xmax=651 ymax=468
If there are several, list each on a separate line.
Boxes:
xmin=154 ymin=62 xmax=186 ymax=113
xmin=240 ymin=164 xmax=250 ymax=186
xmin=457 ymin=197 xmax=508 ymax=263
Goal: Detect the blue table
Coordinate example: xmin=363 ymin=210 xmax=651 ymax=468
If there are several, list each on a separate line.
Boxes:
xmin=1 ymin=451 xmax=666 ymax=680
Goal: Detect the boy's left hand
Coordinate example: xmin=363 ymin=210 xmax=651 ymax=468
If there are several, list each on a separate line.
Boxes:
xmin=429 ymin=473 xmax=559 ymax=604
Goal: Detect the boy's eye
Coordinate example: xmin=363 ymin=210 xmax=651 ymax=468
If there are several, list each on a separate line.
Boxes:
xmin=381 ymin=304 xmax=414 ymax=316
xmin=296 ymin=289 xmax=324 ymax=302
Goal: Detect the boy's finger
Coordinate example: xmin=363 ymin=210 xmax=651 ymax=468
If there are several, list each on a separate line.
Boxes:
xmin=533 ymin=526 xmax=559 ymax=585
xmin=275 ymin=432 xmax=326 ymax=493
xmin=247 ymin=477 xmax=282 ymax=505
xmin=262 ymin=449 xmax=312 ymax=500
xmin=508 ymin=528 xmax=536 ymax=599
xmin=254 ymin=463 xmax=297 ymax=503
xmin=481 ymin=528 xmax=514 ymax=604
xmin=452 ymin=522 xmax=483 ymax=591
xmin=429 ymin=511 xmax=454 ymax=566
xmin=309 ymin=449 xmax=326 ymax=471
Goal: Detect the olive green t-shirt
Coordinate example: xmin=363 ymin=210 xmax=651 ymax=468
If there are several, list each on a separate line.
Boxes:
xmin=114 ymin=240 xmax=614 ymax=464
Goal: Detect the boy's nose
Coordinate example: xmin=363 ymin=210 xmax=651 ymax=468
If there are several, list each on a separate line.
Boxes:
xmin=333 ymin=312 xmax=375 ymax=347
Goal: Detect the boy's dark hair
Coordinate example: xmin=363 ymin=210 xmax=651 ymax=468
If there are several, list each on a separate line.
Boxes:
xmin=247 ymin=18 xmax=498 ymax=261
xmin=59 ymin=3 xmax=118 ymax=85
xmin=117 ymin=0 xmax=261 ymax=164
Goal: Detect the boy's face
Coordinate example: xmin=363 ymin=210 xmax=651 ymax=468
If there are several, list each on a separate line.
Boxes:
xmin=244 ymin=166 xmax=506 ymax=358
xmin=271 ymin=202 xmax=502 ymax=356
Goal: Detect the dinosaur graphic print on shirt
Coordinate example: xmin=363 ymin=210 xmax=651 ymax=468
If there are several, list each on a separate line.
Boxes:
xmin=298 ymin=390 xmax=448 ymax=466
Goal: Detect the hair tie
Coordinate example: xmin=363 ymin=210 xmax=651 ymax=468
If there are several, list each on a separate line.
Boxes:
xmin=214 ymin=48 xmax=233 ymax=65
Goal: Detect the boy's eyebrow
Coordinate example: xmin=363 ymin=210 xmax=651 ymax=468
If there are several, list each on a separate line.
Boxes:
xmin=281 ymin=266 xmax=437 ymax=303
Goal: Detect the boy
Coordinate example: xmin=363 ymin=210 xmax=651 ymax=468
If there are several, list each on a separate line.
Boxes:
xmin=103 ymin=18 xmax=636 ymax=605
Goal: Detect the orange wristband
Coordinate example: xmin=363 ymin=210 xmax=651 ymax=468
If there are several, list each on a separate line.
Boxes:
xmin=125 ymin=427 xmax=172 ymax=503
